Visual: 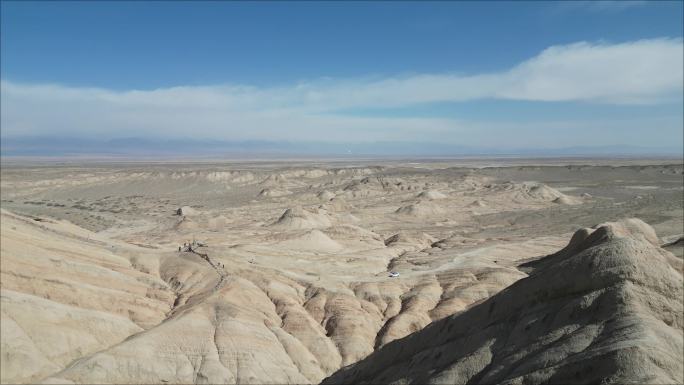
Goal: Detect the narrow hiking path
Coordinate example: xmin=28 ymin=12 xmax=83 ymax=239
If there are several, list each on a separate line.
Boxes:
xmin=164 ymin=246 xmax=230 ymax=321
xmin=187 ymin=247 xmax=229 ymax=292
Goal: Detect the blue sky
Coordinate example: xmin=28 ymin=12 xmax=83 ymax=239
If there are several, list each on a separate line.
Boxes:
xmin=1 ymin=1 xmax=683 ymax=153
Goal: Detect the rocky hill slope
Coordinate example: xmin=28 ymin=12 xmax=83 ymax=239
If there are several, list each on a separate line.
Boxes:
xmin=323 ymin=219 xmax=683 ymax=384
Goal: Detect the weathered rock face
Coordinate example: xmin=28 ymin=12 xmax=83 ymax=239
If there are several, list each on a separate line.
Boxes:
xmin=271 ymin=207 xmax=332 ymax=230
xmin=42 ymin=278 xmax=320 ymax=384
xmin=394 ymin=201 xmax=445 ymax=217
xmin=416 ymin=190 xmax=447 ymax=200
xmin=0 ymin=210 xmax=175 ymax=384
xmin=259 ymin=188 xmax=292 ymax=198
xmin=1 ymin=207 xmax=547 ymax=385
xmin=176 ymin=206 xmax=199 ymax=216
xmin=323 ymin=219 xmax=684 ymax=385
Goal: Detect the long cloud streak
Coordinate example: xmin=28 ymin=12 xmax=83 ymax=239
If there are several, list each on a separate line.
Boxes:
xmin=1 ymin=38 xmax=682 ymax=144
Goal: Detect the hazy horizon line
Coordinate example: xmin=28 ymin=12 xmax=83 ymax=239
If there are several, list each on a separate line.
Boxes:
xmin=1 ymin=135 xmax=682 ymax=158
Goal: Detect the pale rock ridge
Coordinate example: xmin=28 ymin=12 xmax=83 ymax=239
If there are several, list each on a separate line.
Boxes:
xmin=276 ymin=230 xmax=344 ymax=252
xmin=468 ymin=199 xmax=488 ymax=208
xmin=271 ymin=207 xmax=332 ymax=230
xmin=323 ymin=218 xmax=684 ymax=385
xmin=318 ymin=190 xmax=336 ymax=201
xmin=175 ymin=206 xmax=198 ymax=216
xmin=259 ymin=188 xmax=292 ymax=198
xmin=395 ymin=201 xmax=445 ymax=217
xmin=416 ymin=190 xmax=447 ymax=200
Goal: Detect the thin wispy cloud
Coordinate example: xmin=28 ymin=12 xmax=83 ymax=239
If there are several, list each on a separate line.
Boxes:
xmin=550 ymin=1 xmax=649 ymax=15
xmin=1 ymin=38 xmax=682 ymax=147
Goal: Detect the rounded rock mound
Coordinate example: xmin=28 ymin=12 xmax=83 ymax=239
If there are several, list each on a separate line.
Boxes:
xmin=468 ymin=200 xmax=487 ymax=208
xmin=416 ymin=190 xmax=447 ymax=200
xmin=175 ymin=206 xmax=198 ymax=216
xmin=323 ymin=218 xmax=683 ymax=385
xmin=395 ymin=201 xmax=445 ymax=217
xmin=317 ymin=190 xmax=336 ymax=201
xmin=271 ymin=207 xmax=332 ymax=230
xmin=258 ymin=188 xmax=291 ymax=198
xmin=276 ymin=230 xmax=343 ymax=252
xmin=552 ymin=195 xmax=581 ymax=205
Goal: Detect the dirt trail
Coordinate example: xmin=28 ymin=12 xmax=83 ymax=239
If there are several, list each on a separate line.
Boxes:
xmin=187 ymin=247 xmax=229 ymax=292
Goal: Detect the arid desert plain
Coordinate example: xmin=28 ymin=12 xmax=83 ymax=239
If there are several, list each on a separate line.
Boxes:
xmin=1 ymin=158 xmax=682 ymax=384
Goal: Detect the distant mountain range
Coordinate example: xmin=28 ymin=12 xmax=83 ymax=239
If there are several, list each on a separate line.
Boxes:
xmin=1 ymin=136 xmax=681 ymax=158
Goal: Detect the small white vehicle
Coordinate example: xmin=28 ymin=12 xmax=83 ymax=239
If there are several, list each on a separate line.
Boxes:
xmin=389 ymin=272 xmax=400 ymax=278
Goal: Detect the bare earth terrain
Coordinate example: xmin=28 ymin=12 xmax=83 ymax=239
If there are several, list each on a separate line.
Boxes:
xmin=0 ymin=158 xmax=682 ymax=384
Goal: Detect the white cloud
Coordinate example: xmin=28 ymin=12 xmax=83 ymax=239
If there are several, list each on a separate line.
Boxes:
xmin=1 ymin=38 xmax=682 ymax=145
xmin=498 ymin=39 xmax=683 ymax=103
xmin=300 ymin=37 xmax=683 ymax=107
xmin=551 ymin=1 xmax=648 ymax=14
